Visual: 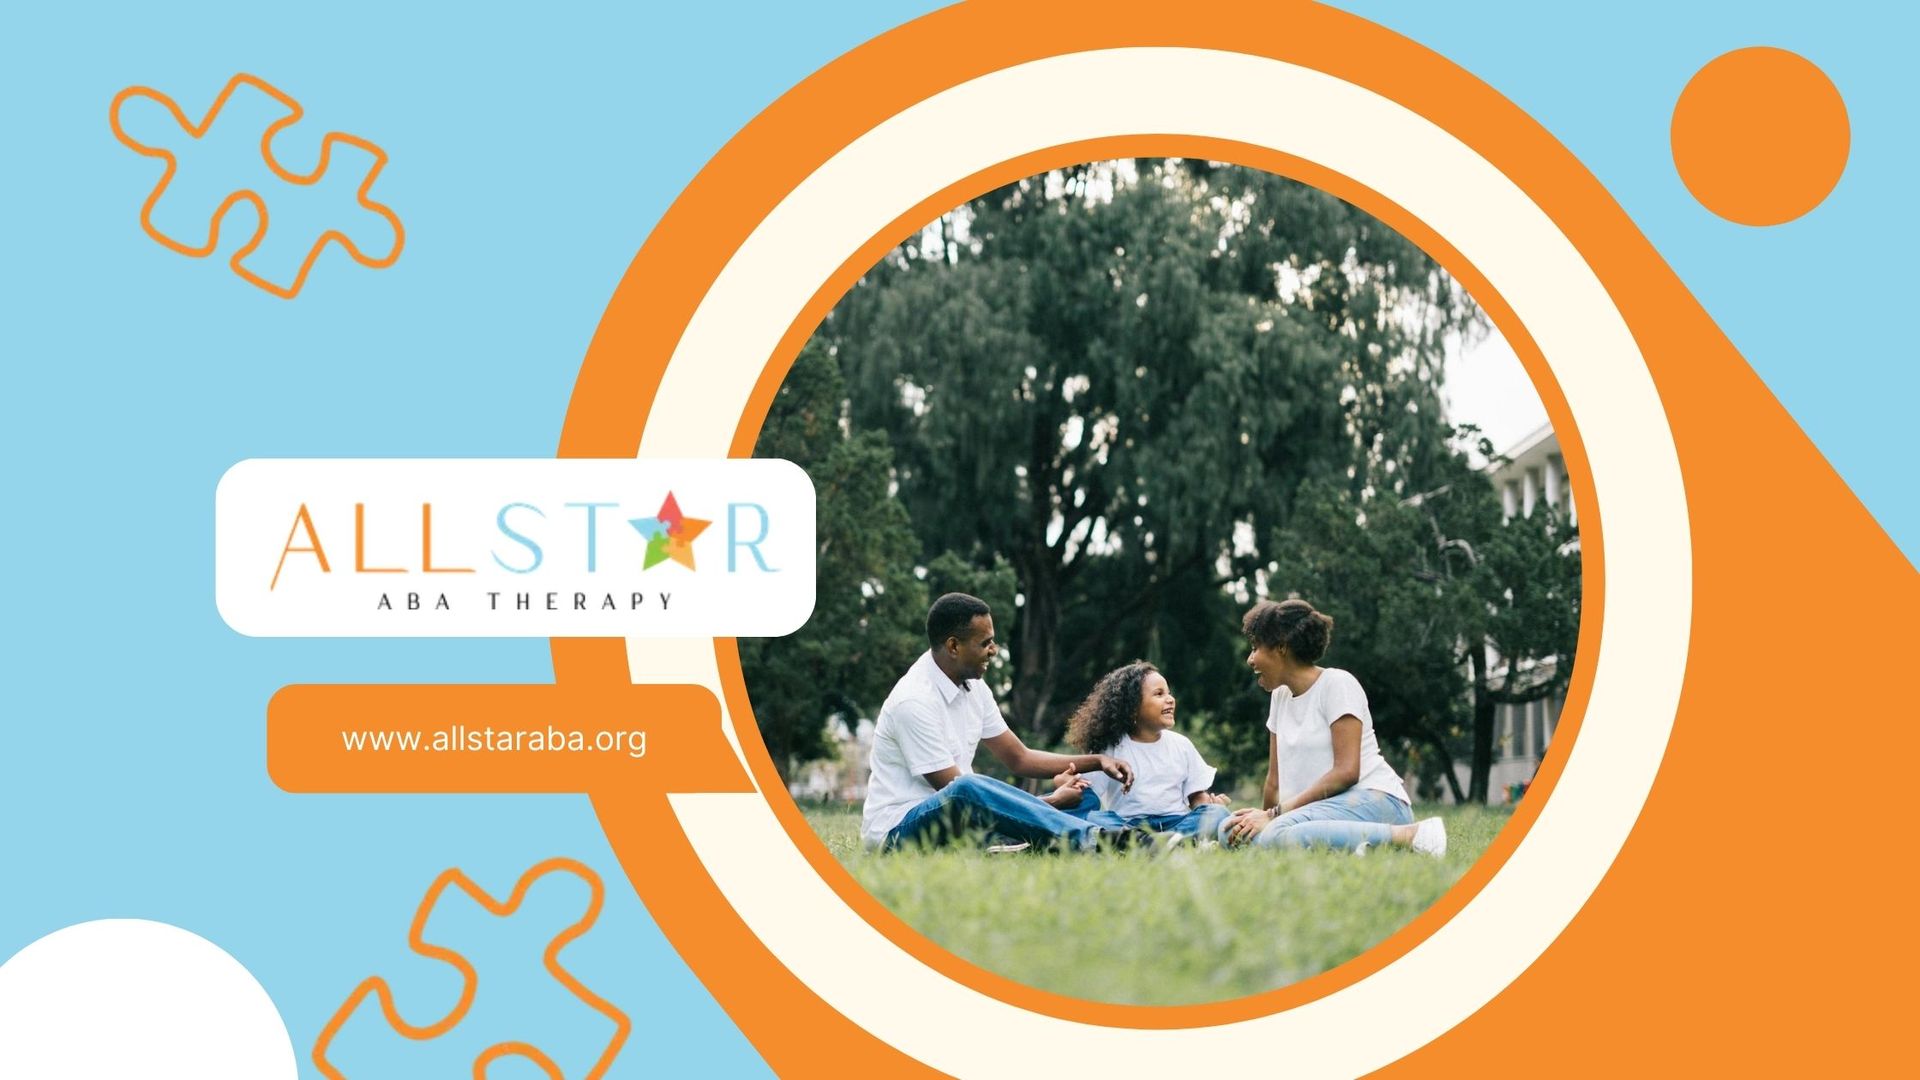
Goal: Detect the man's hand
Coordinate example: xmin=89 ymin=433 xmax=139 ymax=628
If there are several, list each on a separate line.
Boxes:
xmin=1094 ymin=754 xmax=1134 ymax=792
xmin=1196 ymin=792 xmax=1231 ymax=807
xmin=1224 ymin=807 xmax=1274 ymax=846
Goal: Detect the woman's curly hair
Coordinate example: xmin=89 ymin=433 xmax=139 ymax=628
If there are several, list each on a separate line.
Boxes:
xmin=1066 ymin=660 xmax=1158 ymax=753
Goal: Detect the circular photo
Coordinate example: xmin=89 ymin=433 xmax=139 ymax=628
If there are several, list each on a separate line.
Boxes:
xmin=742 ymin=159 xmax=1581 ymax=1006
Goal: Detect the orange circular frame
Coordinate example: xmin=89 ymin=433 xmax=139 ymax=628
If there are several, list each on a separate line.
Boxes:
xmin=710 ymin=135 xmax=1600 ymax=1027
xmin=554 ymin=4 xmax=1627 ymax=1076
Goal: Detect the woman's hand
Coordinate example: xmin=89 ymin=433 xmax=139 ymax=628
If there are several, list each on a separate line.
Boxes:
xmin=1224 ymin=807 xmax=1274 ymax=846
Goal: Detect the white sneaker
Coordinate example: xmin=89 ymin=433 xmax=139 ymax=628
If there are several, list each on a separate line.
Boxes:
xmin=1410 ymin=817 xmax=1447 ymax=858
xmin=985 ymin=840 xmax=1032 ymax=854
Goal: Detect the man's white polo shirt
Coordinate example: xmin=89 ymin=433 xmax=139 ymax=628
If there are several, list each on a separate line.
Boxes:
xmin=860 ymin=650 xmax=1009 ymax=846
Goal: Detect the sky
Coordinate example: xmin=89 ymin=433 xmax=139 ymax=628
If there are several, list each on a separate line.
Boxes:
xmin=1443 ymin=323 xmax=1549 ymax=462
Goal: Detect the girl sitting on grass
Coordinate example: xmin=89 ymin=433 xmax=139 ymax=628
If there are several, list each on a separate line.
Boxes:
xmin=1065 ymin=661 xmax=1232 ymax=844
xmin=1222 ymin=598 xmax=1447 ymax=856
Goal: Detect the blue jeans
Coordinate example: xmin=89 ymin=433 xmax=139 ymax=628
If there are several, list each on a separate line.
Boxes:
xmin=1255 ymin=787 xmax=1412 ymax=851
xmin=1086 ymin=804 xmax=1230 ymax=840
xmin=884 ymin=774 xmax=1104 ymax=851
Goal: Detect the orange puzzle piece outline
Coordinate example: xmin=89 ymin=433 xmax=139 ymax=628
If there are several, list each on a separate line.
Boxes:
xmin=312 ymin=857 xmax=631 ymax=1080
xmin=108 ymin=72 xmax=404 ymax=299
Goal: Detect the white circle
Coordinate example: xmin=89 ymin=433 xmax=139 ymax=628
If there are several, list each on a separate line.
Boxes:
xmin=0 ymin=919 xmax=298 ymax=1079
xmin=624 ymin=48 xmax=1689 ymax=1077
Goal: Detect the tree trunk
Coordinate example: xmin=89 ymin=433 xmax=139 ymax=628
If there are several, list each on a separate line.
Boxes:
xmin=1468 ymin=641 xmax=1495 ymax=805
xmin=1008 ymin=558 xmax=1061 ymax=745
xmin=1418 ymin=726 xmax=1469 ymax=804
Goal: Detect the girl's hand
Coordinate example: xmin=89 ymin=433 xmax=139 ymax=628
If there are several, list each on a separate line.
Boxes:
xmin=1044 ymin=768 xmax=1089 ymax=809
xmin=1224 ymin=807 xmax=1274 ymax=846
xmin=1044 ymin=780 xmax=1087 ymax=809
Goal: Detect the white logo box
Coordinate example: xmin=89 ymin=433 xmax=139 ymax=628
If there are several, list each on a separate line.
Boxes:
xmin=215 ymin=458 xmax=816 ymax=637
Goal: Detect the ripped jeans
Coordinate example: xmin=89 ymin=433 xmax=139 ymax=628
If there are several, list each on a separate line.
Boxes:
xmin=1255 ymin=787 xmax=1412 ymax=851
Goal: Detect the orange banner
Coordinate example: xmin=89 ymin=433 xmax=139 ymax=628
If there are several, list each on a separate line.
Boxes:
xmin=267 ymin=683 xmax=751 ymax=794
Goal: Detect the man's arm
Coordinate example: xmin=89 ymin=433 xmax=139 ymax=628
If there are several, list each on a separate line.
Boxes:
xmin=922 ymin=763 xmax=1087 ymax=808
xmin=981 ymin=730 xmax=1133 ymax=790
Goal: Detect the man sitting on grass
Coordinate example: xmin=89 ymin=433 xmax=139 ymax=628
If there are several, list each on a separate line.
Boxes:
xmin=861 ymin=592 xmax=1139 ymax=851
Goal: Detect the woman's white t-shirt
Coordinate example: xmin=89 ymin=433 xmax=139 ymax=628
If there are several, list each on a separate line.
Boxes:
xmin=1267 ymin=668 xmax=1410 ymax=806
xmin=1084 ymin=731 xmax=1217 ymax=818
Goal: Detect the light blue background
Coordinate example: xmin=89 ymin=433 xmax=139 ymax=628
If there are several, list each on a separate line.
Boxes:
xmin=1 ymin=2 xmax=1911 ymax=1077
xmin=1334 ymin=0 xmax=1917 ymax=560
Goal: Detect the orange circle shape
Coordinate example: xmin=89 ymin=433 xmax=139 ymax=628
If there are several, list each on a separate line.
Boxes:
xmin=1670 ymin=46 xmax=1849 ymax=226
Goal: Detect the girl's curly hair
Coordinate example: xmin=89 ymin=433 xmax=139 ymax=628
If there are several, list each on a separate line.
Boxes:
xmin=1066 ymin=660 xmax=1158 ymax=753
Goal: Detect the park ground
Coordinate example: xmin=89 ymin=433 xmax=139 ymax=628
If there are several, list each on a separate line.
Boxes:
xmin=802 ymin=801 xmax=1513 ymax=1005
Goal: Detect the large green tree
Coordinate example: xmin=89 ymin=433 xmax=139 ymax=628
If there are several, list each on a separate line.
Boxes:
xmin=1456 ymin=502 xmax=1581 ymax=802
xmin=820 ymin=160 xmax=1477 ymax=744
xmin=741 ymin=341 xmax=928 ymax=776
xmin=1273 ymin=441 xmax=1581 ymax=803
xmin=748 ymin=160 xmax=1578 ymax=795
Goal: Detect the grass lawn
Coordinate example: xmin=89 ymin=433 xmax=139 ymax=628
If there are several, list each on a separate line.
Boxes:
xmin=803 ymin=801 xmax=1512 ymax=1006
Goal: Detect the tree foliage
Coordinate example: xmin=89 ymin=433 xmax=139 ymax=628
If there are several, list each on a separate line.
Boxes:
xmin=1274 ymin=445 xmax=1580 ymax=801
xmin=748 ymin=160 xmax=1580 ymax=800
xmin=824 ymin=160 xmax=1475 ymax=745
xmin=741 ymin=341 xmax=928 ymax=775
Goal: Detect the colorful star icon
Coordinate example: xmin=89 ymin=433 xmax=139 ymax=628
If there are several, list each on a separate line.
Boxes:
xmin=627 ymin=492 xmax=710 ymax=570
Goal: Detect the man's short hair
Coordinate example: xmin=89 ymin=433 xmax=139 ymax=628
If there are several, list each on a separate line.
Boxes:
xmin=927 ymin=592 xmax=992 ymax=649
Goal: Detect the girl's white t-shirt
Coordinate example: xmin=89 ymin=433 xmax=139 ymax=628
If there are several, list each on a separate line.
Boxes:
xmin=1084 ymin=731 xmax=1217 ymax=818
xmin=1266 ymin=668 xmax=1410 ymax=806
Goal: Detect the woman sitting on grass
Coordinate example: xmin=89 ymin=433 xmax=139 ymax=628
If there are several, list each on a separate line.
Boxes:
xmin=1222 ymin=598 xmax=1447 ymax=857
xmin=1065 ymin=661 xmax=1233 ymax=844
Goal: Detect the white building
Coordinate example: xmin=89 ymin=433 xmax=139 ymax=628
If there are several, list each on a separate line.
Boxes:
xmin=1492 ymin=423 xmax=1576 ymax=528
xmin=1463 ymin=423 xmax=1573 ymax=805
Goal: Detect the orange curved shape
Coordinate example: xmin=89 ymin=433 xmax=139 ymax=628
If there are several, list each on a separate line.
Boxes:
xmin=107 ymin=72 xmax=403 ymax=299
xmin=540 ymin=1 xmax=1920 ymax=1076
xmin=311 ymin=856 xmax=630 ymax=1080
xmin=472 ymin=1042 xmax=563 ymax=1079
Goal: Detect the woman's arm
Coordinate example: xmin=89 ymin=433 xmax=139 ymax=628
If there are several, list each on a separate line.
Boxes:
xmin=1262 ymin=731 xmax=1280 ymax=810
xmin=1225 ymin=733 xmax=1282 ymax=844
xmin=1226 ymin=722 xmax=1360 ymax=845
xmin=1274 ymin=716 xmax=1362 ymax=814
